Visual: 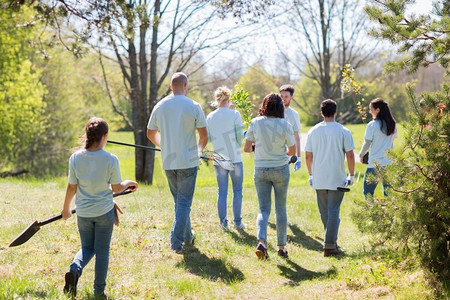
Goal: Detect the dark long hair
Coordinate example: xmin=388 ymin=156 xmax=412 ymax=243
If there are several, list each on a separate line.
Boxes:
xmin=258 ymin=93 xmax=284 ymax=118
xmin=370 ymin=98 xmax=396 ymax=136
xmin=84 ymin=117 xmax=108 ymax=149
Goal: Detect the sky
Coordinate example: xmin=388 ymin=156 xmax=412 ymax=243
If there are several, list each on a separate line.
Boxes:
xmin=204 ymin=0 xmax=436 ymax=78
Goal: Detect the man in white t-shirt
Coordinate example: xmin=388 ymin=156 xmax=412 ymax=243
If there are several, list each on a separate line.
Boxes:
xmin=279 ymin=84 xmax=301 ymax=171
xmin=147 ymin=72 xmax=208 ymax=253
xmin=305 ymin=99 xmax=355 ymax=257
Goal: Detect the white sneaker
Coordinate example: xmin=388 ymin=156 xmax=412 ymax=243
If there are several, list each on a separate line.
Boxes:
xmin=234 ymin=223 xmax=246 ymax=231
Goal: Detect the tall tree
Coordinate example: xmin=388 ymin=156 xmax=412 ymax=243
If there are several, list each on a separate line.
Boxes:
xmin=15 ymin=0 xmax=246 ymax=183
xmin=354 ymin=0 xmax=449 ymax=283
xmin=276 ymin=0 xmax=378 ymax=102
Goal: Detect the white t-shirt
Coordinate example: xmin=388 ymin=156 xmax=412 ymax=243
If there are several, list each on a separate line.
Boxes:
xmin=206 ymin=107 xmax=244 ymax=163
xmin=305 ymin=121 xmax=354 ymax=190
xmin=284 ymin=106 xmax=301 ymax=132
xmin=246 ymin=116 xmax=295 ymax=168
xmin=68 ymin=149 xmax=122 ymax=217
xmin=147 ymin=94 xmax=207 ymax=170
xmin=364 ymin=120 xmax=397 ymax=168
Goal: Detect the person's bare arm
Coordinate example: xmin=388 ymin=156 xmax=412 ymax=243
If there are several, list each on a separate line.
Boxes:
xmin=62 ymin=183 xmax=77 ymax=220
xmin=346 ymin=150 xmax=355 ymax=175
xmin=147 ymin=129 xmax=161 ymax=147
xmin=293 ymin=131 xmax=301 ymax=157
xmin=287 ymin=144 xmax=296 ymax=156
xmin=197 ymin=127 xmax=208 ymax=153
xmin=244 ymin=139 xmax=254 ymax=153
xmin=111 ymin=180 xmax=138 ymax=194
xmin=305 ymin=151 xmax=313 ymax=174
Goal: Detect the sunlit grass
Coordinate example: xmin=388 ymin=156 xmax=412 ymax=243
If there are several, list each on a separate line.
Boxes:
xmin=0 ymin=124 xmax=439 ymax=299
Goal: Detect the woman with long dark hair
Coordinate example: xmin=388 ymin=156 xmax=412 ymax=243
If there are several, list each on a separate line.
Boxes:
xmin=359 ymin=98 xmax=397 ymax=197
xmin=244 ymin=93 xmax=296 ymax=259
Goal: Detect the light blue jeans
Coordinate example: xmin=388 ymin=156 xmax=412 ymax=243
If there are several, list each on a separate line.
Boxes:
xmin=254 ymin=164 xmax=289 ymax=246
xmin=214 ymin=162 xmax=243 ymax=227
xmin=70 ymin=208 xmax=115 ymax=295
xmin=316 ymin=190 xmax=344 ymax=249
xmin=363 ymin=167 xmax=389 ymax=197
xmin=165 ymin=167 xmax=197 ymax=250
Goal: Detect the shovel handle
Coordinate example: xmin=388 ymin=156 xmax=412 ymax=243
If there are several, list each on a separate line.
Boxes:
xmin=38 ymin=188 xmax=135 ymax=226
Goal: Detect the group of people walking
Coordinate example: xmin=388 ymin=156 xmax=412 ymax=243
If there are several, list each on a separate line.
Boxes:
xmin=60 ymin=72 xmax=396 ymax=298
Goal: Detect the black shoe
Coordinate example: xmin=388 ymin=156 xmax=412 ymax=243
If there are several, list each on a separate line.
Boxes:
xmin=63 ymin=271 xmax=78 ymax=296
xmin=255 ymin=242 xmax=268 ymax=260
xmin=277 ymin=248 xmax=288 ymax=258
xmin=324 ymin=247 xmax=344 ymax=257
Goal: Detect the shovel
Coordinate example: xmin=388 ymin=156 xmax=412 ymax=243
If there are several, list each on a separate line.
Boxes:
xmin=9 ymin=189 xmax=134 ymax=247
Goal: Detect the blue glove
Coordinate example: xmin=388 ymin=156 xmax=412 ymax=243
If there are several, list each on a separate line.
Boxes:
xmin=293 ymin=160 xmax=301 ymax=172
xmin=308 ymin=175 xmax=313 ymax=187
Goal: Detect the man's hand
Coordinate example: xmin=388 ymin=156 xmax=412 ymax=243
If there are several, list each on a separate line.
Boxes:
xmin=293 ymin=160 xmax=301 ymax=172
xmin=308 ymin=174 xmax=313 ymax=187
xmin=346 ymin=175 xmax=355 ymax=186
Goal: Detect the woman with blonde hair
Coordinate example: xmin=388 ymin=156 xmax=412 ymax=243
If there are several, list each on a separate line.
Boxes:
xmin=206 ymin=87 xmax=246 ymax=231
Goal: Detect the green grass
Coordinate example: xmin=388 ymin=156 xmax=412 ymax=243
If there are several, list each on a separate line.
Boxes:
xmin=0 ymin=124 xmax=441 ymax=299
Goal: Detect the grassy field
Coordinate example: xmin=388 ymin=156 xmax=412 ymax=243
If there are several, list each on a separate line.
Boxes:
xmin=0 ymin=124 xmax=442 ymax=299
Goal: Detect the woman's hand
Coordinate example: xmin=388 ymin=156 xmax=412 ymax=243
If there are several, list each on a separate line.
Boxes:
xmin=62 ymin=208 xmax=73 ymax=220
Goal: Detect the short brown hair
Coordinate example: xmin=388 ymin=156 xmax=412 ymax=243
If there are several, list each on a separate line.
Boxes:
xmin=279 ymin=84 xmax=294 ymax=96
xmin=321 ymin=99 xmax=337 ymax=117
xmin=258 ymin=93 xmax=284 ymax=118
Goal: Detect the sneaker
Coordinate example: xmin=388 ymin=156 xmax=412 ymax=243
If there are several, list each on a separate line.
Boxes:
xmin=234 ymin=223 xmax=247 ymax=231
xmin=186 ymin=230 xmax=195 ymax=245
xmin=324 ymin=247 xmax=344 ymax=257
xmin=173 ymin=246 xmax=185 ymax=254
xmin=63 ymin=271 xmax=78 ymax=296
xmin=277 ymin=248 xmax=288 ymax=258
xmin=255 ymin=242 xmax=268 ymax=260
xmin=220 ymin=221 xmax=230 ymax=231
xmin=94 ymin=291 xmax=109 ymax=300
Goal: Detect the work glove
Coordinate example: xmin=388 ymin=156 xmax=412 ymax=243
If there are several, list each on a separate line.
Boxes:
xmin=293 ymin=160 xmax=301 ymax=172
xmin=308 ymin=174 xmax=313 ymax=187
xmin=346 ymin=175 xmax=355 ymax=186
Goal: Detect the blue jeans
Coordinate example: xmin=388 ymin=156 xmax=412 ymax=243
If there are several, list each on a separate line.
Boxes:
xmin=254 ymin=164 xmax=289 ymax=246
xmin=214 ymin=162 xmax=243 ymax=226
xmin=363 ymin=167 xmax=389 ymax=197
xmin=316 ymin=190 xmax=344 ymax=249
xmin=70 ymin=208 xmax=115 ymax=295
xmin=165 ymin=167 xmax=197 ymax=250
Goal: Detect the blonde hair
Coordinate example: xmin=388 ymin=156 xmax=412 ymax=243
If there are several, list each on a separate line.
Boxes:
xmin=211 ymin=86 xmax=231 ymax=107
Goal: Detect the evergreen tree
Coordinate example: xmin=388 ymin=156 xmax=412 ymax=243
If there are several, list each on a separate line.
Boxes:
xmin=353 ymin=0 xmax=449 ymax=283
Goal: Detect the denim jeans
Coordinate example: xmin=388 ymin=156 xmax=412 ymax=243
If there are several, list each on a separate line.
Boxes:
xmin=214 ymin=162 xmax=243 ymax=226
xmin=363 ymin=167 xmax=389 ymax=197
xmin=70 ymin=208 xmax=115 ymax=295
xmin=165 ymin=167 xmax=198 ymax=250
xmin=254 ymin=164 xmax=289 ymax=246
xmin=316 ymin=190 xmax=344 ymax=249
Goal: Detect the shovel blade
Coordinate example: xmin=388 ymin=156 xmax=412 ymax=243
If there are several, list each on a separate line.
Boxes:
xmin=9 ymin=221 xmax=41 ymax=247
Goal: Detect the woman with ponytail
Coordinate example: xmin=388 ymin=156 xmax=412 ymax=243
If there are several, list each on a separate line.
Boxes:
xmin=359 ymin=98 xmax=397 ymax=198
xmin=61 ymin=117 xmax=138 ymax=298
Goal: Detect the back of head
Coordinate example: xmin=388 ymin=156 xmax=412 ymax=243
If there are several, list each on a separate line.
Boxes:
xmin=85 ymin=117 xmax=108 ymax=149
xmin=171 ymin=72 xmax=188 ymax=93
xmin=279 ymin=84 xmax=295 ymax=96
xmin=212 ymin=86 xmax=231 ymax=107
xmin=259 ymin=93 xmax=284 ymax=118
xmin=321 ymin=99 xmax=337 ymax=118
xmin=370 ymin=98 xmax=396 ymax=135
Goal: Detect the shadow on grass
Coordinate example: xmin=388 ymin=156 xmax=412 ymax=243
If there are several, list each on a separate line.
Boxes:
xmin=267 ymin=222 xmax=323 ymax=252
xmin=176 ymin=246 xmax=245 ymax=284
xmin=228 ymin=229 xmax=257 ymax=247
xmin=278 ymin=260 xmax=337 ymax=286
